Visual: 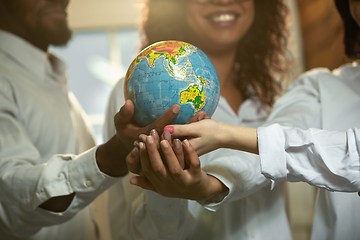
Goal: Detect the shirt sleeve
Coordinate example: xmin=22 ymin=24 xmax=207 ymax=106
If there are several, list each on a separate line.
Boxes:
xmin=0 ymin=80 xmax=119 ymax=238
xmin=258 ymin=124 xmax=360 ymax=192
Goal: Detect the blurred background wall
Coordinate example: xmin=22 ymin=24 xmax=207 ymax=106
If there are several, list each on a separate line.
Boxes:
xmin=51 ymin=1 xmax=351 ymax=240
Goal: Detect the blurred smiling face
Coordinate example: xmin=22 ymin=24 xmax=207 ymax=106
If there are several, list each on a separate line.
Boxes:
xmin=3 ymin=0 xmax=72 ymax=49
xmin=185 ymin=0 xmax=255 ymax=52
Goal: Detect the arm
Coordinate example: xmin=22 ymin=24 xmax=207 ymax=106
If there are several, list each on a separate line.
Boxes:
xmin=258 ymin=124 xmax=360 ymax=192
xmin=103 ymin=80 xmax=196 ymax=240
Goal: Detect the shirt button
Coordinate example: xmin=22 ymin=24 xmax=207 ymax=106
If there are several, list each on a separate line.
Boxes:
xmin=98 ymin=185 xmax=104 ymax=190
xmin=58 ymin=213 xmax=63 ymax=216
xmin=166 ymin=233 xmax=173 ymax=238
xmin=86 ymin=180 xmax=93 ymax=187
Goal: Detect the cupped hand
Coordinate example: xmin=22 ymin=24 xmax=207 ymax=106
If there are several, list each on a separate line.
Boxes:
xmin=130 ymin=136 xmax=218 ymax=201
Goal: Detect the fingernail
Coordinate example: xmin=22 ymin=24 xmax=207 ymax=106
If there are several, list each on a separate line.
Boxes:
xmin=150 ymin=129 xmax=157 ymax=139
xmin=198 ymin=114 xmax=205 ymax=121
xmin=147 ymin=135 xmax=153 ymax=144
xmin=174 ymin=139 xmax=181 ymax=149
xmin=164 ymin=126 xmax=174 ymax=134
xmin=131 ymin=147 xmax=138 ymax=156
xmin=163 ymin=131 xmax=170 ymax=141
xmin=183 ymin=139 xmax=190 ymax=147
xmin=172 ymin=105 xmax=181 ymax=114
xmin=160 ymin=140 xmax=169 ymax=148
xmin=139 ymin=142 xmax=145 ymax=150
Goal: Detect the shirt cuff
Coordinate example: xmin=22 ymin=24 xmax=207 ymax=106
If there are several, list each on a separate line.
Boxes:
xmin=197 ymin=166 xmax=233 ymax=211
xmin=67 ymin=146 xmax=120 ymax=193
xmin=257 ymin=124 xmax=287 ymax=189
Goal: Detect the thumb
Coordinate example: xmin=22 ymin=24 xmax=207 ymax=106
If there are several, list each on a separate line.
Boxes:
xmin=115 ymin=100 xmax=134 ymax=125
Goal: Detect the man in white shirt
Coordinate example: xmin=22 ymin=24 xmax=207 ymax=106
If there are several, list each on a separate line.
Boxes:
xmin=0 ymin=0 xmax=181 ymax=239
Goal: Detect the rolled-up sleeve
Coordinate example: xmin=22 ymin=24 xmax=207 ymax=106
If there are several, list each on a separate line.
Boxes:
xmin=258 ymin=124 xmax=360 ymax=192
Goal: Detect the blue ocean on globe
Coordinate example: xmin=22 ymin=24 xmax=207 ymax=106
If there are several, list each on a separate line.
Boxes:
xmin=124 ymin=40 xmax=220 ymax=126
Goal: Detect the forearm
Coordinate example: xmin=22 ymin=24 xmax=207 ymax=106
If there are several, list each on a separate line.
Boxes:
xmin=217 ymin=122 xmax=259 ymax=154
xmin=258 ymin=124 xmax=360 ymax=192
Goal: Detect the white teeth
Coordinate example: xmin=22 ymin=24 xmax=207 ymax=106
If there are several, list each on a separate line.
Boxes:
xmin=213 ymin=14 xmax=235 ymax=22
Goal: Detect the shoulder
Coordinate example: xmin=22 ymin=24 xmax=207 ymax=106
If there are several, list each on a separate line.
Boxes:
xmin=289 ymin=67 xmax=331 ymax=90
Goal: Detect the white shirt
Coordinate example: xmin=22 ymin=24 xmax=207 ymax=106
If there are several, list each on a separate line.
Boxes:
xmin=0 ymin=30 xmax=116 ymax=240
xmin=255 ymin=63 xmax=360 ymax=240
xmin=104 ymin=79 xmax=292 ymax=240
xmin=258 ymin=124 xmax=360 ymax=192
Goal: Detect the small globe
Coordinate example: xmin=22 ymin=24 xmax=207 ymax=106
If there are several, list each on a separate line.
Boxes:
xmin=124 ymin=40 xmax=220 ymax=126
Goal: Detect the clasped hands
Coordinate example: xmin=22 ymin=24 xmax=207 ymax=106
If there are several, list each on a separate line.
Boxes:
xmin=125 ymin=114 xmax=227 ymax=202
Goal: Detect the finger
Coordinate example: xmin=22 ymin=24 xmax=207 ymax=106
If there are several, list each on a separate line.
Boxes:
xmin=138 ymin=134 xmax=147 ymax=143
xmin=164 ymin=123 xmax=199 ymax=139
xmin=130 ymin=176 xmax=157 ymax=192
xmin=145 ymin=104 xmax=181 ymax=135
xmin=139 ymin=142 xmax=154 ymax=179
xmin=188 ymin=111 xmax=207 ymax=124
xmin=146 ymin=136 xmax=167 ymax=178
xmin=173 ymin=139 xmax=185 ymax=169
xmin=182 ymin=139 xmax=201 ymax=175
xmin=114 ymin=100 xmax=134 ymax=125
xmin=162 ymin=130 xmax=172 ymax=144
xmin=126 ymin=147 xmax=142 ymax=174
xmin=160 ymin=140 xmax=184 ymax=180
xmin=149 ymin=129 xmax=160 ymax=149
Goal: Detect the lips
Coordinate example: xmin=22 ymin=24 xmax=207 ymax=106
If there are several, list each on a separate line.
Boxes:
xmin=206 ymin=12 xmax=239 ymax=27
xmin=40 ymin=7 xmax=67 ymax=19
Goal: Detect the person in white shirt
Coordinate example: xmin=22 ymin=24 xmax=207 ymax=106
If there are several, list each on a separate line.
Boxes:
xmin=131 ymin=0 xmax=360 ymax=239
xmin=104 ymin=0 xmax=294 ymax=239
xmin=0 ymin=0 xmax=182 ymax=239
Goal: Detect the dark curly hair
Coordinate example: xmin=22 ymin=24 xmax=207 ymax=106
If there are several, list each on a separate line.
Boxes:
xmin=139 ymin=0 xmax=290 ymax=106
xmin=334 ymin=0 xmax=360 ymax=59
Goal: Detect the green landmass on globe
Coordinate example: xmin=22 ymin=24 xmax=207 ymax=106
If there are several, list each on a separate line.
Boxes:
xmin=124 ymin=40 xmax=220 ymax=126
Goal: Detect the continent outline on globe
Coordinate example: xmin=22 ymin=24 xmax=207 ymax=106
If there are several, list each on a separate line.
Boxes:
xmin=124 ymin=40 xmax=220 ymax=126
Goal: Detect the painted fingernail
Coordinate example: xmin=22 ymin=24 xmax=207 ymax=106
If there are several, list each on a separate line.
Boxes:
xmin=172 ymin=105 xmax=181 ymax=114
xmin=150 ymin=129 xmax=157 ymax=139
xmin=131 ymin=147 xmax=138 ymax=156
xmin=174 ymin=139 xmax=181 ymax=149
xmin=163 ymin=131 xmax=170 ymax=141
xmin=164 ymin=126 xmax=174 ymax=134
xmin=147 ymin=135 xmax=154 ymax=144
xmin=183 ymin=139 xmax=190 ymax=147
xmin=161 ymin=140 xmax=169 ymax=148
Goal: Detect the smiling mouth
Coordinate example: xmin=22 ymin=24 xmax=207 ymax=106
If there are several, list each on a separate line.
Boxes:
xmin=212 ymin=13 xmax=237 ymax=22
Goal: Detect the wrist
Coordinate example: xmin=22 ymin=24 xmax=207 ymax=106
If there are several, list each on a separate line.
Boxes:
xmin=204 ymin=175 xmax=229 ymax=202
xmin=96 ymin=135 xmax=129 ymax=177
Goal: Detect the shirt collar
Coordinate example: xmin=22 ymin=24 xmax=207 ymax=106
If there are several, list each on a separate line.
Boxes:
xmin=0 ymin=29 xmax=67 ymax=83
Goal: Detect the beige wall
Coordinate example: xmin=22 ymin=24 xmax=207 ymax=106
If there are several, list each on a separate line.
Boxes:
xmin=67 ymin=0 xmax=141 ymax=30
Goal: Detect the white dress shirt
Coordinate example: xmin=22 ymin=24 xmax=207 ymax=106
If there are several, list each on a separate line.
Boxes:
xmin=255 ymin=63 xmax=360 ymax=240
xmin=258 ymin=124 xmax=360 ymax=192
xmin=0 ymin=30 xmax=117 ymax=240
xmin=104 ymin=79 xmax=292 ymax=240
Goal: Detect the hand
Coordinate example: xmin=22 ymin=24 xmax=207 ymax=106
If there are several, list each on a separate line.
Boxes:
xmin=127 ymin=110 xmax=210 ymax=175
xmin=164 ymin=119 xmax=259 ymax=156
xmin=164 ymin=119 xmax=225 ymax=156
xmin=96 ymin=100 xmax=180 ymax=177
xmin=129 ymin=136 xmax=227 ymax=201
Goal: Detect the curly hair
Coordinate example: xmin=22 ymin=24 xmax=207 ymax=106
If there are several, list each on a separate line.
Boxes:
xmin=334 ymin=0 xmax=360 ymax=59
xmin=139 ymin=0 xmax=290 ymax=106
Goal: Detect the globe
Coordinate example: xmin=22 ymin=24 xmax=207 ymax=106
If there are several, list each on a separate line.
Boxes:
xmin=124 ymin=40 xmax=220 ymax=126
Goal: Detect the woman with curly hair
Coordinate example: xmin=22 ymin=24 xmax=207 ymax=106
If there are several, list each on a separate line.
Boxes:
xmin=104 ymin=0 xmax=292 ymax=239
xmin=137 ymin=0 xmax=360 ymax=239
